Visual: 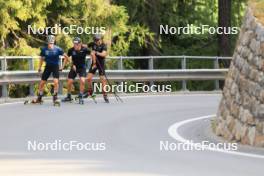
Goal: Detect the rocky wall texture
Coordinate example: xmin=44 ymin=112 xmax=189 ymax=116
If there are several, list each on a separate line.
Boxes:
xmin=215 ymin=8 xmax=264 ymax=147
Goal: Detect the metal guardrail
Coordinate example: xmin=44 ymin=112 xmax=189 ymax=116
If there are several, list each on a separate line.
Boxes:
xmin=0 ymin=56 xmax=232 ymax=98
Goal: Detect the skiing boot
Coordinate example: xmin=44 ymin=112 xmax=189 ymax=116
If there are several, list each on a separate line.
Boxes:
xmin=78 ymin=93 xmax=84 ymax=105
xmin=62 ymin=94 xmax=73 ymax=102
xmin=27 ymin=93 xmax=43 ymax=105
xmin=53 ymin=93 xmax=60 ymax=106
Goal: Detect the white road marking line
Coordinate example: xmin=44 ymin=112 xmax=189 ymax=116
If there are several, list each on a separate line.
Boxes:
xmin=168 ymin=115 xmax=264 ymax=159
xmin=0 ymin=101 xmax=21 ymax=106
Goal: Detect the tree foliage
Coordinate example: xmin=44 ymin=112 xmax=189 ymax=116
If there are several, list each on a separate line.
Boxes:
xmin=0 ymin=0 xmax=153 ymax=56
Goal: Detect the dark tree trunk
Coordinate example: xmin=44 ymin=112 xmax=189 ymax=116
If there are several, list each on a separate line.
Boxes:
xmin=136 ymin=0 xmax=161 ymax=69
xmin=218 ymin=0 xmax=232 ymax=58
xmin=218 ymin=0 xmax=232 ymax=88
xmin=145 ymin=0 xmax=160 ymax=56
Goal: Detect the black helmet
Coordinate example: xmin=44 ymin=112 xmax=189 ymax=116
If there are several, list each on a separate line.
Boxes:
xmin=94 ymin=34 xmax=103 ymax=41
xmin=73 ymin=37 xmax=81 ymax=44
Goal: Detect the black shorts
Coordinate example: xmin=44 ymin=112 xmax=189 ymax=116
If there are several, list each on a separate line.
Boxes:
xmin=88 ymin=59 xmax=105 ymax=76
xmin=68 ymin=67 xmax=87 ymax=79
xmin=41 ymin=65 xmax=59 ymax=81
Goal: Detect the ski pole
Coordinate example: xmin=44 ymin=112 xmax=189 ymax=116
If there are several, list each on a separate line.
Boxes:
xmin=95 ymin=57 xmax=123 ymax=103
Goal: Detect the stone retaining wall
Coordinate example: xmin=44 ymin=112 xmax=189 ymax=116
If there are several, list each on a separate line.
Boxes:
xmin=215 ymin=8 xmax=264 ymax=147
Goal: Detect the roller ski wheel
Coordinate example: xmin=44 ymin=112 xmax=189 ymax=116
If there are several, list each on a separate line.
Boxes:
xmin=53 ymin=99 xmax=61 ymax=107
xmin=74 ymin=94 xmax=85 ymax=105
xmin=79 ymin=97 xmax=84 ymax=105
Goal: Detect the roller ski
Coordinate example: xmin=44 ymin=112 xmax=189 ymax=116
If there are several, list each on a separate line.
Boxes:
xmin=24 ymin=98 xmax=43 ymax=105
xmin=53 ymin=93 xmax=61 ymax=107
xmin=62 ymin=94 xmax=73 ymax=103
xmin=24 ymin=94 xmax=43 ymax=105
xmin=74 ymin=93 xmax=84 ymax=104
xmin=75 ymin=92 xmax=97 ymax=104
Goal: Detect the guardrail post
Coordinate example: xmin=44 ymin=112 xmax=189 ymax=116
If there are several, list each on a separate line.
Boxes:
xmin=59 ymin=81 xmax=63 ymax=95
xmin=58 ymin=56 xmax=64 ymax=95
xmin=118 ymin=56 xmax=123 ymax=70
xmin=148 ymin=56 xmax=154 ymax=70
xmin=1 ymin=84 xmax=8 ymax=98
xmin=116 ymin=57 xmax=123 ymax=86
xmin=148 ymin=56 xmax=154 ymax=89
xmin=87 ymin=56 xmax=91 ymax=69
xmin=214 ymin=57 xmax=220 ymax=90
xmin=28 ymin=57 xmax=34 ymax=70
xmin=181 ymin=56 xmax=187 ymax=91
xmin=1 ymin=56 xmax=8 ymax=98
xmin=29 ymin=57 xmax=35 ymax=96
xmin=59 ymin=56 xmax=63 ymax=69
xmin=1 ymin=59 xmax=3 ymax=71
xmin=29 ymin=84 xmax=35 ymax=96
xmin=1 ymin=56 xmax=6 ymax=71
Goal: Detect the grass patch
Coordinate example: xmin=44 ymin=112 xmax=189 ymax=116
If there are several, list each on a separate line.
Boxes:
xmin=249 ymin=0 xmax=264 ymax=24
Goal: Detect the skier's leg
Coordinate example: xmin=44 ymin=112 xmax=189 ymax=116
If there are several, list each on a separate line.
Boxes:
xmin=53 ymin=78 xmax=59 ymax=96
xmin=34 ymin=66 xmax=50 ymax=103
xmin=78 ymin=67 xmax=87 ymax=95
xmin=38 ymin=80 xmax=46 ymax=93
xmin=97 ymin=59 xmax=109 ymax=103
xmin=52 ymin=65 xmax=60 ymax=102
xmin=35 ymin=80 xmax=46 ymax=103
xmin=52 ymin=76 xmax=59 ymax=103
xmin=79 ymin=77 xmax=85 ymax=94
xmin=61 ymin=79 xmax=74 ymax=102
xmin=99 ymin=75 xmax=107 ymax=96
xmin=100 ymin=75 xmax=109 ymax=103
xmin=63 ymin=69 xmax=76 ymax=101
xmin=52 ymin=78 xmax=59 ymax=103
xmin=87 ymin=52 xmax=97 ymax=96
xmin=87 ymin=73 xmax=94 ymax=96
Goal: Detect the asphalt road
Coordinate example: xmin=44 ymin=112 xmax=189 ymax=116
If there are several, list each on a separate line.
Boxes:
xmin=0 ymin=94 xmax=263 ymax=176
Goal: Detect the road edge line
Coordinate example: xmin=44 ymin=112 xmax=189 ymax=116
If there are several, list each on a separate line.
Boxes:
xmin=168 ymin=115 xmax=264 ymax=159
